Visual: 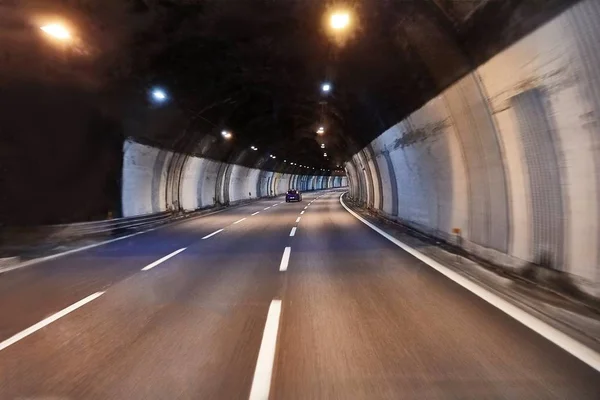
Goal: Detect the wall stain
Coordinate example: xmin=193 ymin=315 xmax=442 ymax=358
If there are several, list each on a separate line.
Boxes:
xmin=392 ymin=118 xmax=449 ymax=150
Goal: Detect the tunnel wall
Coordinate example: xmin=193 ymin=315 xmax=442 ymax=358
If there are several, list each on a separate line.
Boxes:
xmin=345 ymin=0 xmax=600 ymax=296
xmin=123 ymin=140 xmax=345 ymax=217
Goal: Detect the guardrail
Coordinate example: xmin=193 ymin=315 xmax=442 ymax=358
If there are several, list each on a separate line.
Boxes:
xmin=0 ymin=188 xmax=338 ymax=260
xmin=43 ymin=211 xmax=174 ymax=239
xmin=0 ymin=211 xmax=176 ymax=254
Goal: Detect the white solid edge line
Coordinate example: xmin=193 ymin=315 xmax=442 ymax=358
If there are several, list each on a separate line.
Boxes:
xmin=234 ymin=217 xmax=247 ymax=224
xmin=252 ymin=211 xmax=260 ymax=216
xmin=0 ymin=230 xmax=146 ymax=274
xmin=0 ymin=291 xmax=104 ymax=352
xmin=300 ymin=211 xmax=305 ymax=215
xmin=279 ymin=247 xmax=291 ymax=272
xmin=0 ymin=204 xmax=247 ymax=275
xmin=202 ymin=229 xmax=224 ymax=240
xmin=141 ymin=248 xmax=187 ymax=271
xmin=339 ymin=193 xmax=600 ymax=372
xmin=248 ymin=299 xmax=282 ymax=400
xmin=289 ymin=227 xmax=297 ymax=237
xmin=295 ymin=217 xmax=301 ymax=223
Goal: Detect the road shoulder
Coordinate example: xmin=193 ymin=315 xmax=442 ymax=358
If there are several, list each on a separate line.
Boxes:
xmin=340 ymin=192 xmax=600 ymax=363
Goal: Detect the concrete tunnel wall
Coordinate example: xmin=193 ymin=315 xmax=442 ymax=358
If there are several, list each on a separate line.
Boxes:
xmin=345 ymin=0 xmax=600 ymax=297
xmin=122 ymin=140 xmax=346 ymax=217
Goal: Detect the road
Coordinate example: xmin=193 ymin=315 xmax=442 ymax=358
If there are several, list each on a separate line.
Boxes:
xmin=0 ymin=189 xmax=598 ymax=399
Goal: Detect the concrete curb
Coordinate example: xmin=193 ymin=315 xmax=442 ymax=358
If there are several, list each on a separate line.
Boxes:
xmin=0 ymin=257 xmax=20 ymax=269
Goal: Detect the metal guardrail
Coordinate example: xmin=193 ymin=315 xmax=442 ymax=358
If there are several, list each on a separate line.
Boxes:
xmin=0 ymin=189 xmax=337 ymax=261
xmin=45 ymin=212 xmax=174 ymax=239
xmin=0 ymin=212 xmax=176 ymax=250
xmin=0 ymin=193 xmax=286 ymax=253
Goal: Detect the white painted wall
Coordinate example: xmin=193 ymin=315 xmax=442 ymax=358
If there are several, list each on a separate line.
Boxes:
xmin=122 ymin=141 xmax=170 ymax=216
xmin=123 ymin=140 xmax=344 ymax=219
xmin=346 ymin=0 xmax=600 ymax=296
xmin=180 ymin=157 xmax=203 ymax=211
xmin=197 ymin=159 xmax=221 ymax=208
xmin=229 ymin=165 xmax=261 ymax=202
xmin=274 ymin=173 xmax=292 ymax=195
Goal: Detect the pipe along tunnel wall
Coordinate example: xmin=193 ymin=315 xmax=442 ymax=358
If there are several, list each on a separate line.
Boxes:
xmin=345 ymin=0 xmax=600 ymax=298
xmin=122 ymin=139 xmax=347 ymax=217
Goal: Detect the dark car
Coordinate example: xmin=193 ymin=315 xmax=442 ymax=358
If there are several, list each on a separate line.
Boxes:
xmin=286 ymin=189 xmax=302 ymax=202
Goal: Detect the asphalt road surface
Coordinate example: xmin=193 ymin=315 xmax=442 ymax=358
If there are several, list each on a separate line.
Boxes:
xmin=0 ymin=190 xmax=598 ymax=399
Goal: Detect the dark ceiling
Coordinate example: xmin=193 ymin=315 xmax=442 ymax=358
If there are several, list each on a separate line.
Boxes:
xmin=1 ymin=0 xmax=577 ymax=175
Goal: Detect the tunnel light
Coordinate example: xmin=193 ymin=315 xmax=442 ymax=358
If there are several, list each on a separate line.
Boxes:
xmin=150 ymin=87 xmax=168 ymax=103
xmin=152 ymin=89 xmax=166 ymax=101
xmin=324 ymin=153 xmax=327 ymax=157
xmin=321 ymin=83 xmax=331 ymax=93
xmin=250 ymin=145 xmax=258 ymax=151
xmin=317 ymin=126 xmax=325 ymax=134
xmin=321 ymin=144 xmax=325 ymax=148
xmin=40 ymin=23 xmax=71 ymax=40
xmin=221 ymin=130 xmax=232 ymax=140
xmin=330 ymin=11 xmax=351 ymax=31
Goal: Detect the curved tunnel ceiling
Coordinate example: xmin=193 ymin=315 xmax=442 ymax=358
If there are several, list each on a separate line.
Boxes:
xmin=1 ymin=0 xmax=576 ymax=174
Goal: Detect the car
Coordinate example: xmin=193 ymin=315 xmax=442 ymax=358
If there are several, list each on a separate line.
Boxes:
xmin=286 ymin=189 xmax=302 ymax=202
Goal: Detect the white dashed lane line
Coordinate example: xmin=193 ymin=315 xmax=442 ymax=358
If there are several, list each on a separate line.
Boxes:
xmin=264 ymin=207 xmax=271 ymax=210
xmin=248 ymin=299 xmax=282 ymax=400
xmin=295 ymin=217 xmax=301 ymax=223
xmin=0 ymin=292 xmax=104 ymax=352
xmin=279 ymin=247 xmax=291 ymax=272
xmin=252 ymin=211 xmax=260 ymax=216
xmin=300 ymin=211 xmax=305 ymax=215
xmin=233 ymin=217 xmax=247 ymax=224
xmin=141 ymin=248 xmax=187 ymax=271
xmin=289 ymin=227 xmax=297 ymax=237
xmin=202 ymin=229 xmax=224 ymax=240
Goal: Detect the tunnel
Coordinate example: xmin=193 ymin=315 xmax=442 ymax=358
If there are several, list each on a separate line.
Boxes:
xmin=3 ymin=0 xmax=596 ymax=292
xmin=1 ymin=0 xmax=600 ymax=398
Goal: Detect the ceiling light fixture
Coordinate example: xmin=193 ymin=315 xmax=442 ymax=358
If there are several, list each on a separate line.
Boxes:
xmin=40 ymin=23 xmax=71 ymax=40
xmin=221 ymin=130 xmax=232 ymax=140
